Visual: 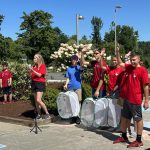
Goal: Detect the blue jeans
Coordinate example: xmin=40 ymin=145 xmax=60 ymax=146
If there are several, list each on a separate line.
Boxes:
xmin=92 ymin=88 xmax=106 ymax=99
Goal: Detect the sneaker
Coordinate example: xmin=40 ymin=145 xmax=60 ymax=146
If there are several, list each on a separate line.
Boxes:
xmin=70 ymin=117 xmax=76 ymax=124
xmin=8 ymin=100 xmax=12 ymax=103
xmin=127 ymin=140 xmax=143 ymax=148
xmin=44 ymin=114 xmax=51 ymax=120
xmin=76 ymin=117 xmax=81 ymax=124
xmin=35 ymin=114 xmax=42 ymax=120
xmin=3 ymin=101 xmax=7 ymax=104
xmin=113 ymin=137 xmax=129 ymax=144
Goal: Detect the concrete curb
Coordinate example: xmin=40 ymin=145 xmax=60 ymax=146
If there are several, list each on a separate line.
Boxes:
xmin=0 ymin=115 xmax=56 ymax=127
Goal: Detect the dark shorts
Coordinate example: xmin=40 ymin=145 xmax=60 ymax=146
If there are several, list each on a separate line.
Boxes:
xmin=31 ymin=81 xmax=46 ymax=92
xmin=2 ymin=86 xmax=12 ymax=94
xmin=121 ymin=100 xmax=142 ymax=121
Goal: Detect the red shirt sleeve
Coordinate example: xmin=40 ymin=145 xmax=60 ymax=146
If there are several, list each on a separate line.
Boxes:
xmin=39 ymin=64 xmax=46 ymax=75
xmin=141 ymin=67 xmax=149 ymax=85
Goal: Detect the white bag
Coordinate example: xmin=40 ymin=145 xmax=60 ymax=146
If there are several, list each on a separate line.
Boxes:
xmin=107 ymin=98 xmax=121 ymax=128
xmin=80 ymin=97 xmax=96 ymax=127
xmin=57 ymin=91 xmax=80 ymax=119
xmin=93 ymin=98 xmax=109 ymax=128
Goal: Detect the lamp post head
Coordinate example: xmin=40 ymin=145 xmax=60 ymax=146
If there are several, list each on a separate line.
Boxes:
xmin=115 ymin=5 xmax=122 ymax=12
xmin=78 ymin=15 xmax=84 ymax=20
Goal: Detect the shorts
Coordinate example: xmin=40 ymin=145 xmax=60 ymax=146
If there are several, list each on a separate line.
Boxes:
xmin=2 ymin=86 xmax=12 ymax=94
xmin=121 ymin=100 xmax=142 ymax=121
xmin=31 ymin=81 xmax=46 ymax=92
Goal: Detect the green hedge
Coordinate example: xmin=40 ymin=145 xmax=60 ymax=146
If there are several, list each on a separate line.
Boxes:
xmin=82 ymin=82 xmax=92 ymax=100
xmin=42 ymin=87 xmax=60 ymax=111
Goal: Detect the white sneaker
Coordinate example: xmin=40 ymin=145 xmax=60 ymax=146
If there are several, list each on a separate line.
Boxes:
xmin=44 ymin=114 xmax=52 ymax=120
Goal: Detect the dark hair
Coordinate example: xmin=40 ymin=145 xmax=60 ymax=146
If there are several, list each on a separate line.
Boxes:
xmin=2 ymin=61 xmax=8 ymax=66
xmin=93 ymin=49 xmax=100 ymax=53
xmin=71 ymin=55 xmax=78 ymax=61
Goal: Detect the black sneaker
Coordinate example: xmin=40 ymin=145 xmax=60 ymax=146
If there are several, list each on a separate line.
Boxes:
xmin=70 ymin=117 xmax=76 ymax=124
xmin=76 ymin=117 xmax=81 ymax=124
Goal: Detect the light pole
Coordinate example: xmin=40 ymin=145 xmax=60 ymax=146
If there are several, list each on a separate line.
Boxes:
xmin=115 ymin=5 xmax=122 ymax=55
xmin=76 ymin=14 xmax=84 ymax=45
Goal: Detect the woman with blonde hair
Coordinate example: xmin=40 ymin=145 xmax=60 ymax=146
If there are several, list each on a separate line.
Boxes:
xmin=29 ymin=53 xmax=50 ymax=120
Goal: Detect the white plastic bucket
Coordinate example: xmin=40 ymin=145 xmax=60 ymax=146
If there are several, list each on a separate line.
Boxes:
xmin=57 ymin=91 xmax=80 ymax=119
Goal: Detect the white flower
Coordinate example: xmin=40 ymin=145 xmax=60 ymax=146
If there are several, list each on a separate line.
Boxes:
xmin=54 ymin=51 xmax=58 ymax=54
xmin=65 ymin=52 xmax=68 ymax=55
xmin=48 ymin=66 xmax=54 ymax=70
xmin=106 ymin=56 xmax=111 ymax=61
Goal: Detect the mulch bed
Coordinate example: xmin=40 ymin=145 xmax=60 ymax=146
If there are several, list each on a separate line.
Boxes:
xmin=0 ymin=83 xmax=63 ymax=121
xmin=0 ymin=100 xmax=35 ymax=120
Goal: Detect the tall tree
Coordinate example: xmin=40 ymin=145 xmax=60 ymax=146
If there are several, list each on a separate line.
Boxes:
xmin=118 ymin=25 xmax=138 ymax=53
xmin=17 ymin=10 xmax=58 ymax=64
xmin=91 ymin=16 xmax=103 ymax=48
xmin=0 ymin=15 xmax=4 ymax=30
xmin=104 ymin=23 xmax=138 ymax=54
xmin=80 ymin=35 xmax=91 ymax=44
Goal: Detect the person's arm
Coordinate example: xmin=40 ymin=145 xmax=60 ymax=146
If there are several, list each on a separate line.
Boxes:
xmin=143 ymin=84 xmax=149 ymax=110
xmin=100 ymin=48 xmax=107 ymax=70
xmin=30 ymin=68 xmax=43 ymax=77
xmin=64 ymin=78 xmax=69 ymax=90
xmin=30 ymin=64 xmax=46 ymax=78
xmin=9 ymin=78 xmax=12 ymax=86
xmin=116 ymin=47 xmax=125 ymax=68
xmin=113 ymin=85 xmax=119 ymax=92
xmin=94 ymin=79 xmax=103 ymax=98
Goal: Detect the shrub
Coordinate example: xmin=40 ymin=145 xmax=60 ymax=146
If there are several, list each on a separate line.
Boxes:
xmin=42 ymin=87 xmax=61 ymax=111
xmin=82 ymin=82 xmax=92 ymax=100
xmin=8 ymin=62 xmax=31 ymax=100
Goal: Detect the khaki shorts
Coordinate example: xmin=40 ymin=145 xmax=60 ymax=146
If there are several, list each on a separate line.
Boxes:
xmin=74 ymin=89 xmax=82 ymax=102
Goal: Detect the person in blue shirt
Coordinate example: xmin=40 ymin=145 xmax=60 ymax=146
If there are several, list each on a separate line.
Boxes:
xmin=64 ymin=55 xmax=82 ymax=124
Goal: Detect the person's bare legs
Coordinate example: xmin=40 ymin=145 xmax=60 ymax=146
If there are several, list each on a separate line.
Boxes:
xmin=3 ymin=94 xmax=7 ymax=104
xmin=36 ymin=91 xmax=49 ymax=114
xmin=9 ymin=93 xmax=12 ymax=102
xmin=120 ymin=116 xmax=129 ymax=132
xmin=33 ymin=93 xmax=41 ymax=115
xmin=136 ymin=119 xmax=143 ymax=135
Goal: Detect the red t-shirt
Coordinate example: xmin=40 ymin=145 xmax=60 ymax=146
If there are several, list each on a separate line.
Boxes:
xmin=116 ymin=70 xmax=128 ymax=99
xmin=0 ymin=69 xmax=12 ymax=87
xmin=31 ymin=64 xmax=46 ymax=82
xmin=106 ymin=66 xmax=124 ymax=92
xmin=91 ymin=60 xmax=106 ymax=90
xmin=125 ymin=64 xmax=149 ymax=104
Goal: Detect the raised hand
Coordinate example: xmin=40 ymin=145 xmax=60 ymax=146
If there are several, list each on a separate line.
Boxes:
xmin=100 ymin=48 xmax=106 ymax=56
xmin=81 ymin=45 xmax=88 ymax=54
xmin=116 ymin=47 xmax=120 ymax=53
xmin=125 ymin=51 xmax=131 ymax=57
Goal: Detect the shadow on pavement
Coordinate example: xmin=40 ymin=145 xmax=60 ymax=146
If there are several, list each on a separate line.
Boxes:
xmin=75 ymin=124 xmax=119 ymax=142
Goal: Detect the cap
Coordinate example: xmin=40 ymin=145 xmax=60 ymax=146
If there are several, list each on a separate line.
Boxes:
xmin=71 ymin=55 xmax=78 ymax=61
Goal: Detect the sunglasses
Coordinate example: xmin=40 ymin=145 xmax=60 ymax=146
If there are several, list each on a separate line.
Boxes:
xmin=94 ymin=52 xmax=99 ymax=55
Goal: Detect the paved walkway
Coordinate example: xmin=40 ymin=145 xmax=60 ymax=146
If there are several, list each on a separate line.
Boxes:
xmin=0 ymin=115 xmax=150 ymax=150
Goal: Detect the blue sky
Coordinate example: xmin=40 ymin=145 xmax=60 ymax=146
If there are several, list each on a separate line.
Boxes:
xmin=0 ymin=0 xmax=150 ymax=41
